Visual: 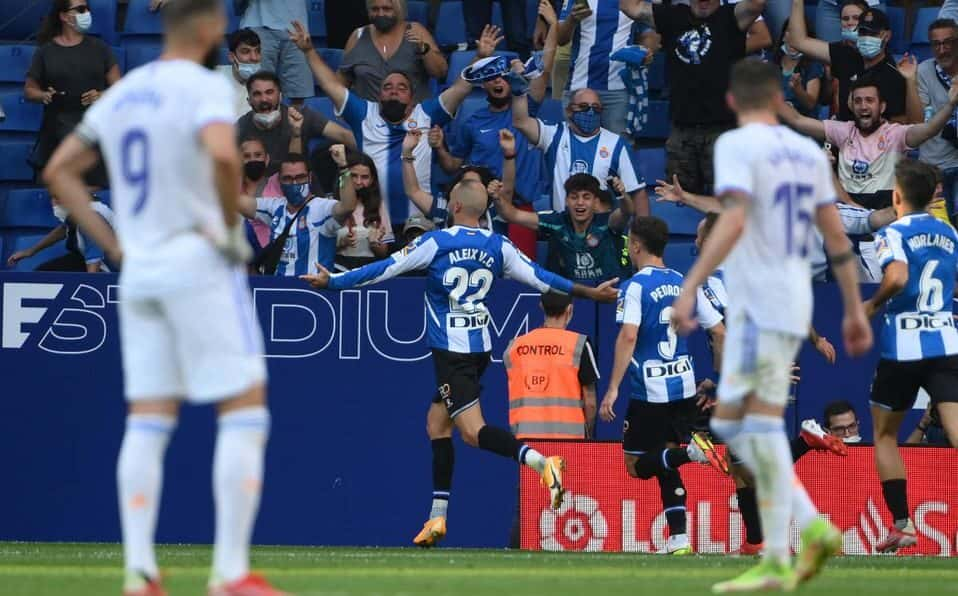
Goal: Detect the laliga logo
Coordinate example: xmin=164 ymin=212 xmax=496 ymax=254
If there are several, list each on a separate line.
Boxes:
xmin=843 ymin=497 xmax=954 ymax=555
xmin=540 ymin=491 xmax=608 ymax=551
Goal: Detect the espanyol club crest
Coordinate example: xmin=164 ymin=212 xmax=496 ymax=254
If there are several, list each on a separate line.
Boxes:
xmin=586 ymin=234 xmax=599 ymax=248
xmin=406 ymin=119 xmax=418 ymax=129
xmin=599 ymin=147 xmax=610 ymax=159
xmin=571 ymin=159 xmax=589 ymax=174
xmin=675 ymin=25 xmax=713 ymax=65
xmin=877 ymin=135 xmax=888 ymax=151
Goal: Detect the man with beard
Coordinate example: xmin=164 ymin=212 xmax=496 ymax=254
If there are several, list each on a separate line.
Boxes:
xmin=918 ymin=18 xmax=958 ymax=216
xmin=236 ymin=71 xmax=355 ymax=177
xmin=779 ymin=76 xmax=958 ymax=209
xmin=619 ymin=0 xmax=766 ymax=197
xmin=289 ymin=20 xmax=478 ymax=225
xmin=513 ymin=87 xmax=649 ymax=214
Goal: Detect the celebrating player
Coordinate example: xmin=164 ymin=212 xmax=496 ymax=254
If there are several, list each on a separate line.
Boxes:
xmin=599 ymin=216 xmax=728 ymax=556
xmin=301 ymin=177 xmax=618 ymax=546
xmin=42 ymin=1 xmax=283 ymax=595
xmin=864 ymin=158 xmax=958 ymax=552
xmin=672 ymin=60 xmax=872 ymax=592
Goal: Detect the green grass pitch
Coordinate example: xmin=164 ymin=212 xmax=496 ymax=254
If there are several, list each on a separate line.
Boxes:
xmin=1 ymin=543 xmax=956 ymax=595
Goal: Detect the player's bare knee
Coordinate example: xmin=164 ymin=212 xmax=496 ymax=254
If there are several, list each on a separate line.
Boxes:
xmin=624 ymin=456 xmax=640 ymax=478
xmin=217 ymin=383 xmax=266 ymax=415
xmin=128 ymin=398 xmax=180 ymax=417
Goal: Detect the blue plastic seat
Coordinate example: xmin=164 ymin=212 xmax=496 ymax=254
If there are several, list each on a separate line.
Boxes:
xmin=0 ymin=93 xmax=42 ymax=133
xmin=912 ymin=7 xmax=940 ymax=44
xmin=123 ymin=0 xmax=164 ymax=34
xmin=526 ymin=0 xmax=539 ymax=38
xmin=885 ymin=6 xmax=908 ymax=55
xmin=638 ymin=99 xmax=670 ymax=139
xmin=408 ymin=1 xmax=429 ymax=26
xmin=307 ymin=0 xmax=327 ymax=42
xmin=0 ymin=4 xmax=49 ymax=42
xmin=435 ymin=1 xmax=467 ymax=47
xmin=908 ymin=43 xmax=933 ymax=63
xmin=637 ymin=147 xmax=665 ymax=186
xmin=536 ymin=98 xmax=563 ymax=124
xmin=122 ymin=37 xmax=164 ymax=71
xmin=0 ymin=141 xmax=36 ymax=182
xmin=5 ymin=233 xmax=68 ymax=272
xmin=303 ymin=96 xmax=344 ymax=125
xmin=1 ymin=188 xmax=57 ymax=228
xmin=647 ymin=52 xmax=666 ymax=93
xmin=318 ymin=48 xmax=343 ymax=73
xmin=662 ymin=236 xmax=698 ymax=275
xmin=111 ymin=46 xmax=126 ymax=74
xmin=0 ymin=45 xmax=37 ymax=86
xmin=445 ymin=50 xmax=518 ymax=86
xmin=88 ymin=0 xmax=119 ymax=45
xmin=652 ymin=201 xmax=705 ymax=236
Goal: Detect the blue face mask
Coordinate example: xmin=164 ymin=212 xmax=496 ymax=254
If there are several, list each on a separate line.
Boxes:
xmin=857 ymin=35 xmax=883 ymax=59
xmin=281 ymin=182 xmax=310 ymax=206
xmin=841 ymin=28 xmax=859 ymax=43
xmin=570 ymin=108 xmax=600 ymax=135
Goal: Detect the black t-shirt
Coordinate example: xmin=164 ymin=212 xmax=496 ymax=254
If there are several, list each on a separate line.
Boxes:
xmin=236 ymin=105 xmax=330 ymax=175
xmin=653 ymin=3 xmax=747 ymax=126
xmin=577 ymin=336 xmax=599 ymax=387
xmin=829 ymin=42 xmax=906 ymax=122
xmin=27 ymin=36 xmax=116 ymax=141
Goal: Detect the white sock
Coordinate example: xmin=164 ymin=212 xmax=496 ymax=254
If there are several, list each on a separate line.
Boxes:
xmin=429 ymin=497 xmax=448 ymax=519
xmin=791 ymin=476 xmax=819 ymax=530
xmin=710 ymin=416 xmax=743 ymax=444
xmin=117 ymin=414 xmax=175 ymax=580
xmin=212 ymin=407 xmax=270 ymax=584
xmin=518 ymin=445 xmax=546 ymax=473
xmin=740 ymin=414 xmax=793 ymax=564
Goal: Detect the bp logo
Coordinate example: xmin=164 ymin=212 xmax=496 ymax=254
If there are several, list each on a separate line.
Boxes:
xmin=539 ymin=491 xmax=608 ymax=551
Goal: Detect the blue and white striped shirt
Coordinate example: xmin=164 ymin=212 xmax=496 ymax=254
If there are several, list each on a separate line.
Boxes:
xmin=255 ymin=196 xmax=340 ymax=276
xmin=329 ymin=226 xmax=575 ymax=353
xmin=875 ymin=213 xmax=958 ymax=361
xmin=560 ymin=0 xmax=633 ymax=92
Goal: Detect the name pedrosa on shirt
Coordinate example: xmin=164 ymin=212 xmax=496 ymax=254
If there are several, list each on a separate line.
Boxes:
xmin=649 ymin=284 xmax=681 ymax=302
xmin=449 ymin=248 xmax=495 ymax=268
xmin=906 ymin=233 xmax=955 ymax=254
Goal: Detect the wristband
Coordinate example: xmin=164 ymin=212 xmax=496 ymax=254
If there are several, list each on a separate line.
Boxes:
xmin=503 ymin=153 xmax=516 ymax=160
xmin=416 ymin=42 xmax=431 ymax=55
xmin=830 ymin=249 xmax=856 ymax=266
xmin=401 ymin=155 xmax=416 ymax=162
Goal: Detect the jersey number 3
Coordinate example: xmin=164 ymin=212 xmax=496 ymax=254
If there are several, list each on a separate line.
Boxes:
xmin=658 ymin=306 xmax=678 ymax=360
xmin=121 ymin=129 xmax=150 ymax=215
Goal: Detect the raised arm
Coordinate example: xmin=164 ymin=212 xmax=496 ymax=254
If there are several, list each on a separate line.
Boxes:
xmin=501 ymin=237 xmax=619 ymax=302
xmin=401 ymin=129 xmax=436 ymax=217
xmin=778 ymin=102 xmax=827 ymax=141
xmin=429 ymin=125 xmax=463 ymax=174
xmin=303 ymin=235 xmax=439 ymax=289
xmin=619 ymin=0 xmax=655 ymax=26
xmin=745 ymin=18 xmax=772 ymax=54
xmin=530 ymin=1 xmax=559 ymax=104
xmin=787 ymin=0 xmax=831 ymax=63
xmin=897 ymin=54 xmax=924 ymax=124
xmin=494 ymin=130 xmax=540 ymax=230
xmin=905 ymin=80 xmax=958 ymax=147
xmin=321 ymin=120 xmax=357 ymax=150
xmin=654 ymin=175 xmax=722 ymax=213
xmin=406 ymin=22 xmax=448 ymax=80
xmin=734 ymin=0 xmax=767 ymax=32
xmin=557 ymin=0 xmax=591 ymax=46
xmin=329 ymin=145 xmax=358 ymax=221
xmin=289 ymin=21 xmax=348 ymax=110
xmin=511 ymin=91 xmax=541 ymax=146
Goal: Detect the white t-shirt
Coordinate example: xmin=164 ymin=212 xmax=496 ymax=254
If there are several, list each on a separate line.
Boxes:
xmin=713 ymin=123 xmax=836 ymax=337
xmin=77 ymin=59 xmax=238 ymax=298
xmin=216 ymin=64 xmax=253 ymax=118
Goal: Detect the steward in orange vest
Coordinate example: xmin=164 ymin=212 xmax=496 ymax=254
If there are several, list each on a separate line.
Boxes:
xmin=504 ymin=293 xmax=598 ymax=439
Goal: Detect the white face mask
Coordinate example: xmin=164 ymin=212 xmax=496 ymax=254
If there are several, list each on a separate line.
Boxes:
xmin=236 ymin=61 xmax=261 ymax=82
xmin=74 ymin=11 xmax=93 ymax=33
xmin=252 ymin=109 xmax=281 ymax=128
xmin=52 ymin=205 xmax=68 ymax=222
xmin=842 ymin=435 xmax=862 ymax=444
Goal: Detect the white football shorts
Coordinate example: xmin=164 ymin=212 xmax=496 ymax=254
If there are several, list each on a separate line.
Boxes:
xmin=718 ymin=310 xmax=803 ymax=407
xmin=120 ymin=266 xmax=266 ymax=402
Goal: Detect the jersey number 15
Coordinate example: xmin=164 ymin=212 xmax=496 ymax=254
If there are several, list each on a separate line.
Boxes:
xmin=774 ymin=183 xmax=814 ymax=257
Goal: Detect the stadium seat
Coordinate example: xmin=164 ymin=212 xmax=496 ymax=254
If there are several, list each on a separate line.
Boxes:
xmin=526 ymin=0 xmax=539 ymax=38
xmin=637 ymin=147 xmax=665 ymax=186
xmin=0 ymin=141 xmax=36 ymax=182
xmin=908 ymin=43 xmax=933 ymax=63
xmin=307 ymin=0 xmax=327 ymax=42
xmin=304 ymin=96 xmax=342 ymax=124
xmin=912 ymin=7 xmax=940 ymax=44
xmin=662 ymin=236 xmax=697 ymax=275
xmin=536 ymin=98 xmax=563 ymax=124
xmin=652 ymin=201 xmax=705 ymax=236
xmin=5 ymin=233 xmax=68 ymax=272
xmin=0 ymin=3 xmax=48 ymax=42
xmin=0 ymin=45 xmax=37 ymax=92
xmin=0 ymin=93 xmax=42 ymax=134
xmin=647 ymin=52 xmax=666 ymax=93
xmin=435 ymin=1 xmax=467 ymax=47
xmin=445 ymin=50 xmax=518 ymax=86
xmin=639 ymin=99 xmax=670 ymax=139
xmin=88 ymin=0 xmax=119 ymax=46
xmin=0 ymin=188 xmax=57 ymax=229
xmin=885 ymin=6 xmax=908 ymax=55
xmin=123 ymin=0 xmax=164 ymax=34
xmin=408 ymin=1 xmax=429 ymax=26
xmin=318 ymin=48 xmax=343 ymax=73
xmin=492 ymin=2 xmax=504 ymax=30
xmin=122 ymin=38 xmax=164 ymax=71
xmin=111 ymin=46 xmax=126 ymax=74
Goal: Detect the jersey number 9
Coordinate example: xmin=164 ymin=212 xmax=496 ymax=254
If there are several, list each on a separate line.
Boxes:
xmin=121 ymin=129 xmax=150 ymax=215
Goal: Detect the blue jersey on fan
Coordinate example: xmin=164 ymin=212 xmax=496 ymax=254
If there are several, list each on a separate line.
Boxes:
xmin=616 ymin=266 xmax=723 ymax=403
xmin=875 ymin=213 xmax=958 ymax=361
xmin=328 ymin=226 xmax=575 ymax=353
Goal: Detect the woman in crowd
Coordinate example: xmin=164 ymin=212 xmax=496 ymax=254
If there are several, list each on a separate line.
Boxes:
xmin=777 ymin=19 xmax=826 ymax=117
xmin=336 ymin=152 xmax=394 ymax=270
xmin=25 ymin=0 xmax=120 ymax=187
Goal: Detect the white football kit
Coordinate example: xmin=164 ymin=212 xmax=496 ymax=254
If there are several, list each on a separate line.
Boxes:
xmin=76 ymin=59 xmax=265 ymax=402
xmin=712 ymin=124 xmax=837 ymax=405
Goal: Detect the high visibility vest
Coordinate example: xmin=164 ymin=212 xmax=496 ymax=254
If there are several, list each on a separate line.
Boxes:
xmin=504 ymin=327 xmax=587 ymax=440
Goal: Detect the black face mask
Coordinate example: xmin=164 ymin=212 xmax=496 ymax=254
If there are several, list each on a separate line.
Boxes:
xmin=381 ymin=99 xmax=408 ymax=123
xmin=243 ymin=160 xmax=267 ymax=180
xmin=372 ymin=16 xmax=398 ymax=32
xmin=487 ymin=93 xmax=511 ymax=108
xmin=355 ymin=186 xmax=374 ymax=200
xmin=202 ymin=46 xmax=219 ymax=70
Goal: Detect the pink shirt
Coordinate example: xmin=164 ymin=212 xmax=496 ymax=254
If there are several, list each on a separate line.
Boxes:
xmin=823 ymin=120 xmax=913 ymax=195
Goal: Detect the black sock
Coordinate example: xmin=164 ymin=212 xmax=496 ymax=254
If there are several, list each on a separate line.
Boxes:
xmin=633 ymin=448 xmax=689 ymax=479
xmin=665 ymin=447 xmax=692 ymax=469
xmin=431 ymin=438 xmax=454 ymax=494
xmin=791 ymin=436 xmax=811 ymax=462
xmin=737 ymin=486 xmax=763 ymax=544
xmin=881 ymin=479 xmax=910 ymax=526
xmin=477 ymin=425 xmax=523 ymax=460
xmin=657 ymin=470 xmax=687 ymax=535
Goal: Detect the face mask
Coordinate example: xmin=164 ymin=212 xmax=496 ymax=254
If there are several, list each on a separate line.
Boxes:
xmin=782 ymin=68 xmax=795 ymax=78
xmin=857 ymin=35 xmax=883 ymax=59
xmin=281 ymin=182 xmax=311 ymax=206
xmin=487 ymin=93 xmax=511 ymax=109
xmin=842 ymin=435 xmax=862 ymax=444
xmin=570 ymin=108 xmax=601 ymax=135
xmin=372 ymin=16 xmax=398 ymax=32
xmin=380 ymin=99 xmax=408 ymax=123
xmin=356 ymin=186 xmax=373 ymax=200
xmin=236 ymin=61 xmax=261 ymax=82
xmin=74 ymin=11 xmax=92 ymax=33
xmin=243 ymin=160 xmax=266 ymax=180
xmin=52 ymin=205 xmax=68 ymax=222
xmin=841 ymin=28 xmax=859 ymax=43
xmin=253 ymin=109 xmax=281 ymax=128
xmin=781 ymin=43 xmax=802 ymax=60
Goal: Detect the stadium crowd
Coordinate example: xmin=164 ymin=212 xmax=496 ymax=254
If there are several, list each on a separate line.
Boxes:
xmin=1 ymin=0 xmax=955 ymax=446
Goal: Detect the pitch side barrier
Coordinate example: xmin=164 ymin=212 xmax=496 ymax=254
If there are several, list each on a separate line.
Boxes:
xmin=0 ymin=273 xmax=934 ymax=546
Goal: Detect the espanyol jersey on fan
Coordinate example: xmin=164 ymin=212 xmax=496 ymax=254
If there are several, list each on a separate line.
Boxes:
xmin=697 ymin=268 xmax=728 ymax=317
xmin=328 ymin=226 xmax=575 ymax=353
xmin=617 ymin=267 xmax=723 ymax=402
xmin=713 ymin=123 xmax=837 ymax=337
xmin=559 ymin=0 xmax=632 ymax=92
xmin=75 ymin=59 xmax=236 ymax=297
xmin=874 ymin=213 xmax=958 ymax=361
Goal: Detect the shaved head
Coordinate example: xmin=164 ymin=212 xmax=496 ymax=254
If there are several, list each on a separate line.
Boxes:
xmin=450 ymin=179 xmax=488 ymax=217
